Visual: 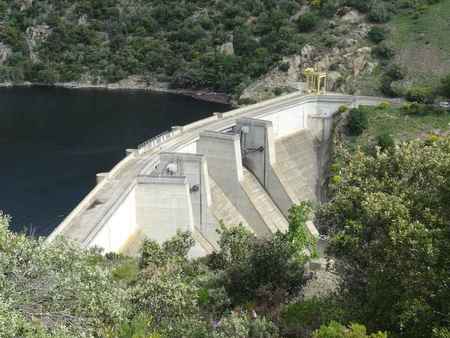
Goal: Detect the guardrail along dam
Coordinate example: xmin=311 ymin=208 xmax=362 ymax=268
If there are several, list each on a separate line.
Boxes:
xmin=47 ymin=92 xmax=393 ymax=257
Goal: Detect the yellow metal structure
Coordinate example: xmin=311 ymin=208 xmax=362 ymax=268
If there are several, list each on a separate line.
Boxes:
xmin=304 ymin=67 xmax=327 ymax=94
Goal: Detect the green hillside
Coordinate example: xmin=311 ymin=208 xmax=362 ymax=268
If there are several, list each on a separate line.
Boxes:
xmin=1 ymin=0 xmax=449 ymax=100
xmin=389 ymin=0 xmax=450 ymax=87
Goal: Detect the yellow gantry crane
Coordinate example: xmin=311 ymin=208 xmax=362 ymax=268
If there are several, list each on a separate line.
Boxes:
xmin=304 ymin=67 xmax=328 ymax=94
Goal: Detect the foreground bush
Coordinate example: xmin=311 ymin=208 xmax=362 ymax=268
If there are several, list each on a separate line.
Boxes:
xmin=0 ymin=212 xmax=128 ymax=337
xmin=313 ymin=321 xmax=387 ymax=338
xmin=318 ymin=136 xmax=450 ymax=337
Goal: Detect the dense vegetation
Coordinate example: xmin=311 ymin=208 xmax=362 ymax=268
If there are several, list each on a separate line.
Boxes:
xmin=2 ymin=102 xmax=450 ymax=336
xmin=1 ymin=205 xmax=335 ymax=337
xmin=1 ymin=0 xmax=449 ymax=98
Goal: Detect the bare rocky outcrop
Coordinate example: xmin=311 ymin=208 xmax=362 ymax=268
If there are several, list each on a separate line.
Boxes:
xmin=26 ymin=25 xmax=51 ymax=63
xmin=239 ymin=9 xmax=378 ymax=103
xmin=218 ymin=41 xmax=234 ymax=56
xmin=239 ymin=55 xmax=304 ymax=102
xmin=0 ymin=43 xmax=12 ymax=65
xmin=16 ymin=0 xmax=33 ymax=11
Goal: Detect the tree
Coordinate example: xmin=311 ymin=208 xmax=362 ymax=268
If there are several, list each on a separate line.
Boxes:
xmin=367 ymin=27 xmax=386 ymax=44
xmin=297 ymin=12 xmax=320 ymax=32
xmin=347 ymin=107 xmax=369 ymax=136
xmin=313 ymin=321 xmax=387 ymax=338
xmin=441 ymin=74 xmax=450 ymax=98
xmin=317 ymin=137 xmax=450 ymax=337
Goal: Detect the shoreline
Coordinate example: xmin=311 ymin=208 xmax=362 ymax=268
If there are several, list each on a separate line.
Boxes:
xmin=0 ymin=81 xmax=233 ymax=105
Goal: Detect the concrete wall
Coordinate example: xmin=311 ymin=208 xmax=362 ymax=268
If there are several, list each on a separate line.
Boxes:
xmin=177 ymin=141 xmax=197 ymax=154
xmin=89 ymin=186 xmax=138 ymax=253
xmin=236 ymin=118 xmax=293 ymax=217
xmin=197 ymin=131 xmax=272 ymax=236
xmin=260 ymin=101 xmax=311 ymax=139
xmin=157 ymin=153 xmax=212 ymax=234
xmin=136 ymin=176 xmax=194 ymax=244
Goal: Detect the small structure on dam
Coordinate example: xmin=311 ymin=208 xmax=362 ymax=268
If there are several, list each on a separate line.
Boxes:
xmin=47 ymin=92 xmax=396 ymax=257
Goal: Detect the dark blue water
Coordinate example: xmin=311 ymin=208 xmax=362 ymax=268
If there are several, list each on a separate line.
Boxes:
xmin=0 ymin=87 xmax=228 ymax=236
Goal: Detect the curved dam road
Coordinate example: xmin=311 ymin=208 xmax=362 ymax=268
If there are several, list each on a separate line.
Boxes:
xmin=47 ymin=92 xmax=399 ymax=256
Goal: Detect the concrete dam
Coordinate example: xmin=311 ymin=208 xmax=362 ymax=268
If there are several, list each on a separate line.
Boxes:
xmin=47 ymin=92 xmax=390 ymax=257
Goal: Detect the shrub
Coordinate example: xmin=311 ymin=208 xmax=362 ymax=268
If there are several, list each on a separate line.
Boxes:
xmin=338 ymin=105 xmax=349 ymax=113
xmin=280 ymin=297 xmax=344 ymax=337
xmin=376 ymin=132 xmax=395 ymax=151
xmin=347 ymin=107 xmax=369 ymax=136
xmin=377 ymin=101 xmax=391 ymax=110
xmin=313 ymin=321 xmax=387 ymax=338
xmin=406 ymin=85 xmax=435 ymax=104
xmin=385 ymin=64 xmax=405 ymax=81
xmin=368 ymin=2 xmax=391 ymax=23
xmin=401 ymin=102 xmax=426 ymax=115
xmin=440 ymin=74 xmax=450 ymax=98
xmin=274 ymin=87 xmax=284 ymax=96
xmin=278 ymin=62 xmax=290 ymax=72
xmin=238 ymin=97 xmax=257 ymax=105
xmin=367 ymin=27 xmax=386 ymax=44
xmin=297 ymin=12 xmax=320 ymax=32
xmin=372 ymin=44 xmax=395 ymax=59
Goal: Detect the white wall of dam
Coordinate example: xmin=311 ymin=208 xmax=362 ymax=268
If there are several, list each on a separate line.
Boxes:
xmin=88 ymin=186 xmax=138 ymax=253
xmin=49 ymin=93 xmax=400 ymax=256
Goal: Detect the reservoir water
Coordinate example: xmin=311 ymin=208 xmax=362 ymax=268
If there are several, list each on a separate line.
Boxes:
xmin=0 ymin=87 xmax=228 ymax=236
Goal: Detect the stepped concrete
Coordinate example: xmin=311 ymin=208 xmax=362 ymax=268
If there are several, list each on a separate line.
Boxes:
xmin=241 ymin=168 xmax=289 ymax=233
xmin=273 ymin=130 xmax=320 ymax=205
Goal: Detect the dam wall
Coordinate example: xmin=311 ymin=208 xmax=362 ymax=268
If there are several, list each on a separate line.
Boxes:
xmin=48 ymin=93 xmax=400 ymax=255
xmin=88 ymin=185 xmax=137 ymax=253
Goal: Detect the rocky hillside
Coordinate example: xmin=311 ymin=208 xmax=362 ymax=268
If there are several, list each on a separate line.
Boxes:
xmin=0 ymin=0 xmax=449 ymax=103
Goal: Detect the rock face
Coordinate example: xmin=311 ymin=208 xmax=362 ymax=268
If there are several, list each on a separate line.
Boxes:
xmin=239 ymin=9 xmax=378 ymax=102
xmin=239 ymin=55 xmax=303 ymax=102
xmin=16 ymin=0 xmax=33 ymax=11
xmin=219 ymin=42 xmax=234 ymax=56
xmin=26 ymin=25 xmax=51 ymax=62
xmin=340 ymin=10 xmax=364 ymax=24
xmin=0 ymin=43 xmax=12 ymax=65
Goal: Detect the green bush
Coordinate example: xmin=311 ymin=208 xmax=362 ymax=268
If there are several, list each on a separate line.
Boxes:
xmin=280 ymin=297 xmax=344 ymax=337
xmin=297 ymin=12 xmax=320 ymax=32
xmin=406 ymin=85 xmax=435 ymax=104
xmin=367 ymin=27 xmax=386 ymax=44
xmin=347 ymin=107 xmax=369 ymax=136
xmin=376 ymin=132 xmax=395 ymax=151
xmin=313 ymin=321 xmax=387 ymax=338
xmin=385 ymin=64 xmax=405 ymax=80
xmin=338 ymin=105 xmax=349 ymax=113
xmin=440 ymin=74 xmax=450 ymax=98
xmin=368 ymin=2 xmax=391 ymax=23
xmin=274 ymin=87 xmax=284 ymax=96
xmin=278 ymin=62 xmax=290 ymax=72
xmin=372 ymin=43 xmax=395 ymax=59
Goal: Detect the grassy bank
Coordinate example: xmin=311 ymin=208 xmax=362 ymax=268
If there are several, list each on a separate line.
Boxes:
xmin=388 ymin=1 xmax=450 ymax=87
xmin=344 ymin=104 xmax=450 ymax=151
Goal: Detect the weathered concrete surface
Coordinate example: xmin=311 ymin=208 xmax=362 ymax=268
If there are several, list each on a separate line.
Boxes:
xmin=197 ymin=131 xmax=272 ymax=237
xmin=209 ymin=177 xmax=251 ymax=231
xmin=241 ymin=168 xmax=289 ymax=233
xmin=273 ymin=130 xmax=320 ymax=205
